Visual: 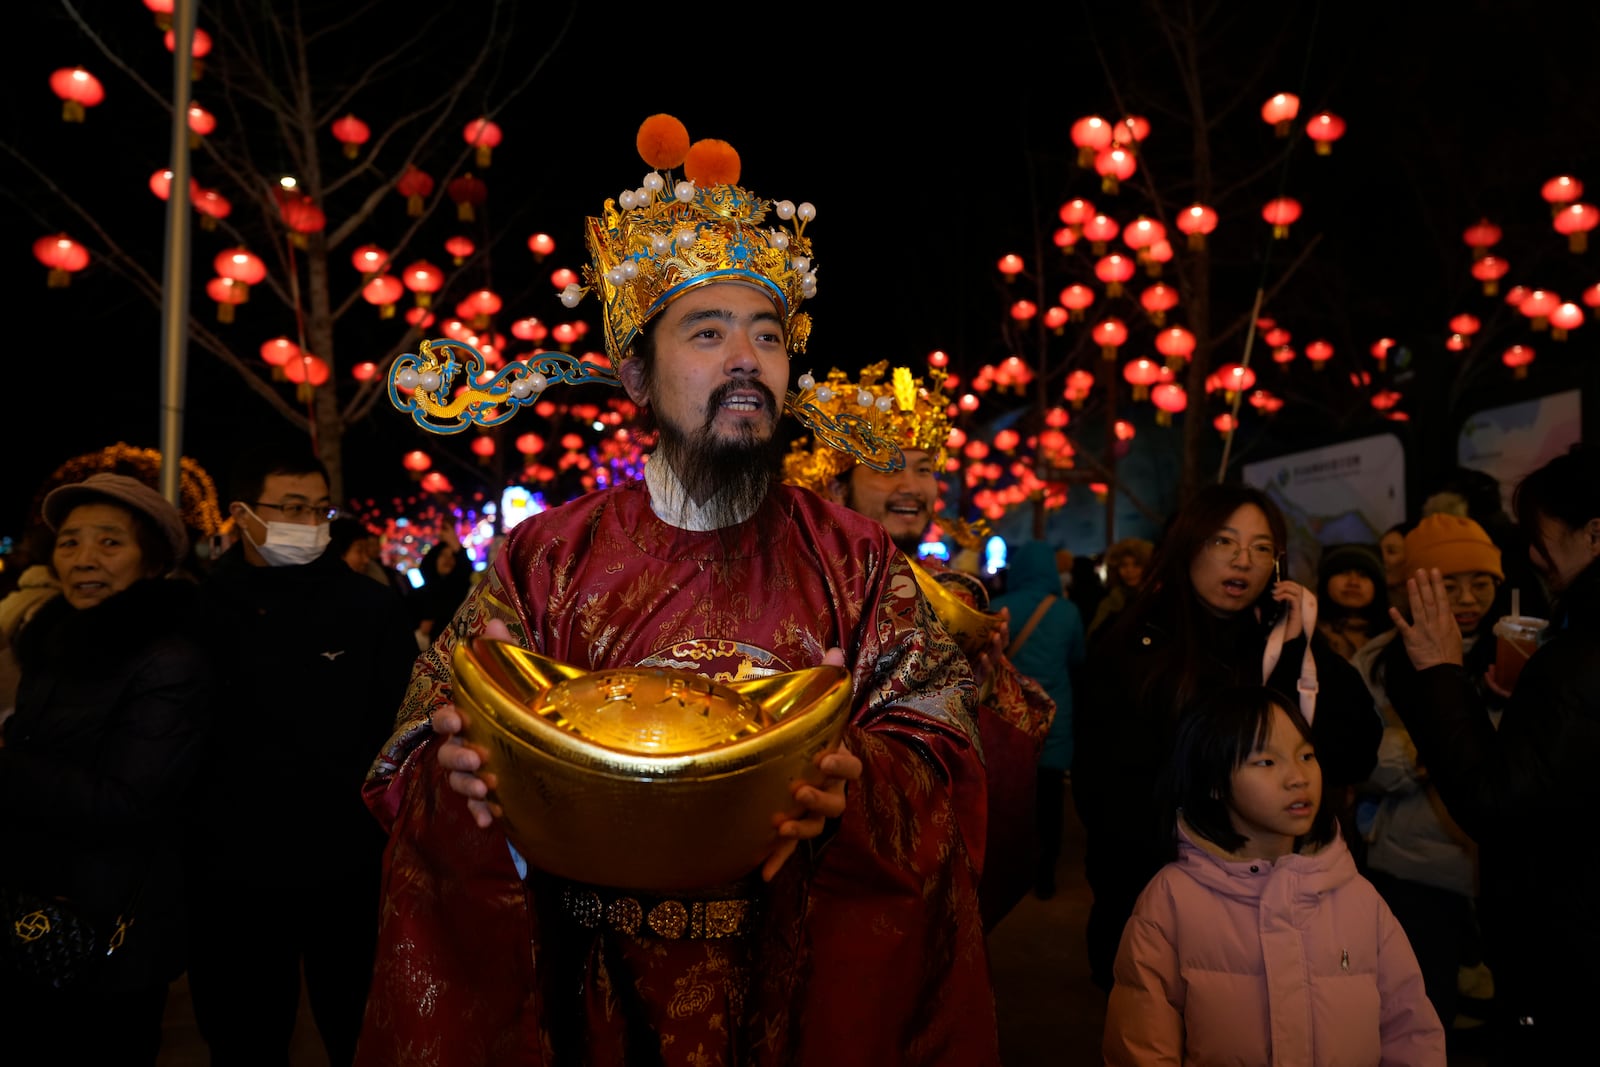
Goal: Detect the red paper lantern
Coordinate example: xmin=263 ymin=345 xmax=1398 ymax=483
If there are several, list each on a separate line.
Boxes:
xmin=1151 ymin=382 xmax=1187 ymax=425
xmin=1082 ymin=214 xmax=1120 ymax=252
xmin=1059 ymin=284 xmax=1095 ymax=320
xmin=997 ymin=254 xmax=1025 ymax=279
xmin=1113 ymin=419 xmax=1136 ymax=442
xmin=50 ymin=67 xmax=105 ymax=122
xmin=470 ymin=435 xmax=497 ymax=463
xmin=1261 ymin=197 xmax=1302 ymax=238
xmin=278 ymin=192 xmax=326 ymax=246
xmin=1470 ymin=255 xmax=1510 ymax=296
xmin=1094 ymin=146 xmax=1137 ymax=194
xmin=213 ymin=247 xmax=266 ymax=292
xmin=1064 ymin=369 xmax=1096 ymax=409
xmin=419 ymin=472 xmax=453 ymax=495
xmin=1154 ymin=326 xmax=1196 ymax=369
xmin=1070 ymin=115 xmax=1112 ymax=166
xmin=1448 ymin=313 xmax=1481 ymax=336
xmin=1304 ymin=339 xmax=1334 ymax=370
xmin=283 ymin=353 xmax=329 ymax=401
xmin=1010 ymin=299 xmax=1037 ymax=322
xmin=259 ymin=338 xmax=299 ymax=379
xmin=1549 ymin=302 xmax=1584 ymax=340
xmin=1091 ymin=317 xmax=1129 ymax=360
xmin=204 ymin=277 xmax=246 ymax=322
xmin=192 ymin=187 xmax=231 ymax=230
xmin=1445 ymin=334 xmax=1469 ymax=353
xmin=1541 ymin=175 xmax=1583 ymax=210
xmin=351 ymin=361 xmax=378 ymax=382
xmin=144 ymin=0 xmax=174 ymax=30
xmin=527 ymin=232 xmax=556 ymax=260
xmin=1582 ymin=283 xmax=1600 ymax=308
xmin=462 ymin=288 xmax=503 ymax=328
xmin=351 ymin=245 xmax=388 ymax=276
xmin=1304 ymin=111 xmax=1346 ymax=154
xmin=1122 ymin=357 xmax=1164 ymax=400
xmin=1214 ymin=413 xmax=1239 ymax=434
xmin=1043 ymin=306 xmax=1070 ymax=331
xmin=1094 ymin=253 xmax=1136 ymax=297
xmin=33 ymin=234 xmax=89 ymax=287
xmin=1501 ymin=344 xmax=1535 ymax=378
xmin=1263 ymin=327 xmax=1292 ymax=348
xmin=464 ymin=118 xmax=503 ymax=167
xmin=395 ymin=166 xmax=434 ymax=217
xmin=401 ymin=261 xmax=443 ymax=307
xmin=1044 ymin=406 xmax=1070 ymax=428
xmin=447 ymin=173 xmax=488 ymax=222
xmin=515 ymin=433 xmax=545 ymax=455
xmin=1176 ymin=203 xmax=1219 ymax=250
xmin=402 ymin=450 xmax=432 ymax=473
xmin=550 ymin=267 xmax=579 ymax=291
xmin=331 ymin=114 xmax=370 ymax=159
xmin=1123 ymin=217 xmax=1165 ymax=251
xmin=148 ymin=169 xmax=175 ymax=200
xmin=1462 ymin=218 xmax=1501 ymax=259
xmin=1214 ymin=362 xmax=1256 ymax=396
xmin=1369 ymin=337 xmax=1396 ymax=371
xmin=1114 ymin=115 xmax=1151 ymax=145
xmin=1272 ymin=344 xmax=1296 ymax=365
xmin=1250 ymin=391 xmax=1285 ymax=414
xmin=1260 ymin=92 xmax=1300 ymax=135
xmin=1503 ymin=284 xmax=1531 ymax=309
xmin=1052 ymin=227 xmax=1080 ymax=252
xmin=512 ymin=317 xmax=548 ymax=342
xmin=186 ymin=103 xmax=217 ymax=141
xmin=1518 ymin=289 xmax=1560 ymax=329
xmin=1554 ymin=203 xmax=1598 ymax=253
xmin=362 ymin=274 xmax=404 ymax=318
xmin=1058 ymin=198 xmax=1096 ymax=226
xmin=957 ymin=393 xmax=980 ymax=413
xmin=1139 ymin=283 xmax=1179 ymax=325
xmin=444 ymin=235 xmax=476 ymax=265
xmin=993 ymin=428 xmax=1021 ymax=452
xmin=163 ymin=26 xmax=212 ymax=79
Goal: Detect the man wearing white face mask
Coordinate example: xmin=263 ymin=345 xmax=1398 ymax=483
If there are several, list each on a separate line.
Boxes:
xmin=185 ymin=443 xmax=419 ymax=1067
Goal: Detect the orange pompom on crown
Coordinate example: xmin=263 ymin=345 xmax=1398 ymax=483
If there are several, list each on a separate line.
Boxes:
xmin=636 ymin=114 xmax=690 ymax=171
xmin=683 ymin=138 xmax=741 ymax=186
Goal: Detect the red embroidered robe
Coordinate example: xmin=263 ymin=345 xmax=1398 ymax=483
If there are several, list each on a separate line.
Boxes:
xmin=356 ymin=481 xmax=999 ymax=1066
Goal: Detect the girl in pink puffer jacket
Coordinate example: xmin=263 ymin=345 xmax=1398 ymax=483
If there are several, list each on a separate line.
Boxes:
xmin=1103 ymin=686 xmax=1444 ymax=1066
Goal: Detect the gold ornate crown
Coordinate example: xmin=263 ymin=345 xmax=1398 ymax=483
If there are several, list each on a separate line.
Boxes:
xmin=568 ymin=114 xmax=817 ymax=369
xmin=783 ymin=361 xmax=953 ymax=493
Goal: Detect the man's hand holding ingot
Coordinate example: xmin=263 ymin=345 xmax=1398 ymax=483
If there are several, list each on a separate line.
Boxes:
xmin=434 ymin=617 xmax=515 ymax=828
xmin=762 ymin=646 xmax=862 ymax=881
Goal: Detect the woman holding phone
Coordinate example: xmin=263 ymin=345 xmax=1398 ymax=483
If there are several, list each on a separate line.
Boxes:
xmin=1072 ymin=483 xmax=1382 ymax=991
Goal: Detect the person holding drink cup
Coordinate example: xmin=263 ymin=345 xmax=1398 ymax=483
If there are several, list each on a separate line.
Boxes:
xmin=1386 ymin=443 xmax=1600 ymax=1062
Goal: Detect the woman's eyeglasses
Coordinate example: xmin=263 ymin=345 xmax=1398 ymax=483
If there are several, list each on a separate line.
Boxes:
xmin=1201 ymin=535 xmax=1277 ymax=567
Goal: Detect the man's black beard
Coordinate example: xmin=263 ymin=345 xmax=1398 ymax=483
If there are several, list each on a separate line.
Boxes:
xmin=654 ymin=379 xmax=782 ymax=531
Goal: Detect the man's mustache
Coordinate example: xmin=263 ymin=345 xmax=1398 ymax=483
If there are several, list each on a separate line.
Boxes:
xmin=703 ymin=379 xmax=778 ymax=424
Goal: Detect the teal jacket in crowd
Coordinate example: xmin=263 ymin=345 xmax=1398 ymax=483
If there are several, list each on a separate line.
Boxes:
xmin=992 ymin=540 xmax=1086 ymax=771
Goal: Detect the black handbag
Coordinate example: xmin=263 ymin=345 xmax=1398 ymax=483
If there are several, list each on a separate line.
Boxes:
xmin=1 ymin=886 xmax=136 ymax=991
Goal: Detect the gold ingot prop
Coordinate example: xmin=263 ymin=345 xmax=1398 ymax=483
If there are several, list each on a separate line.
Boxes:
xmin=451 ymin=638 xmax=851 ymax=892
xmin=909 ymin=559 xmax=1005 ymax=656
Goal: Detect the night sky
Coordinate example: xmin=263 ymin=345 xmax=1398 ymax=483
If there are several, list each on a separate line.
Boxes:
xmin=5 ymin=0 xmax=1598 ymax=539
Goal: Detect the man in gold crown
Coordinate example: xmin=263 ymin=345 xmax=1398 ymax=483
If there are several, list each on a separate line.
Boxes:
xmin=357 ymin=117 xmax=1000 ymax=1065
xmin=783 ymin=363 xmax=1056 ymax=931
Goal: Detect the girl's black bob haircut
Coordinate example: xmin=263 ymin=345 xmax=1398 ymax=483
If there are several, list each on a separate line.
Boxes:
xmin=1162 ymin=684 xmax=1338 ymax=854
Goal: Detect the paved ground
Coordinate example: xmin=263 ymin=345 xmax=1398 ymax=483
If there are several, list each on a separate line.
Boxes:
xmin=157 ymin=788 xmax=1493 ymax=1065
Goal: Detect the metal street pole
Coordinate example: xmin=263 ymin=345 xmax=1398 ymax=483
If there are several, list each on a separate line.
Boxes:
xmin=158 ymin=0 xmax=197 ymax=507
